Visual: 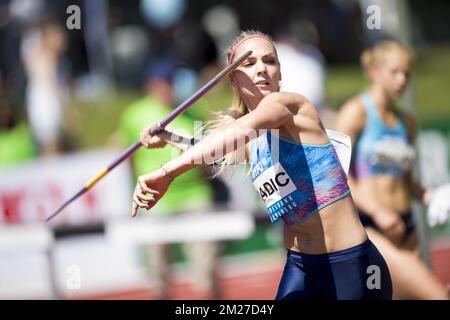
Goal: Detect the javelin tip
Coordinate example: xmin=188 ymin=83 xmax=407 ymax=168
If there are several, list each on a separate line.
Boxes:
xmin=45 ymin=187 xmax=88 ymax=222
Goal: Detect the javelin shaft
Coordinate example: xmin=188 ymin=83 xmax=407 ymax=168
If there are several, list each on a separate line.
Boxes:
xmin=45 ymin=188 xmax=89 ymax=222
xmin=151 ymin=50 xmax=252 ymax=133
xmin=45 ymin=141 xmax=142 ymax=222
xmin=46 ymin=51 xmax=252 ymax=222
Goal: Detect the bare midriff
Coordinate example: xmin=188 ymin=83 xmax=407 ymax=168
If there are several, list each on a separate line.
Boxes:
xmin=283 ymin=195 xmax=368 ymax=254
xmin=357 ymin=175 xmax=411 ymax=213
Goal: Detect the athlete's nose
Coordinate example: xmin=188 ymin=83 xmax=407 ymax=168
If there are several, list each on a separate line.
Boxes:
xmin=255 ymin=60 xmax=268 ymax=75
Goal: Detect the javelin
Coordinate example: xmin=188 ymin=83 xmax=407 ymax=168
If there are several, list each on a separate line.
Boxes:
xmin=45 ymin=50 xmax=252 ymax=222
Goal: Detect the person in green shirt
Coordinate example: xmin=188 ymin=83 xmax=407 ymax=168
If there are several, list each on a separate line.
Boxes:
xmin=119 ymin=60 xmax=219 ymax=299
xmin=0 ymin=80 xmax=37 ymax=166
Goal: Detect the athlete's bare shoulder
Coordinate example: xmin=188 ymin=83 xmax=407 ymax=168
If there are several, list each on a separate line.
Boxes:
xmin=335 ymin=95 xmax=367 ymax=135
xmin=341 ymin=96 xmax=366 ymax=119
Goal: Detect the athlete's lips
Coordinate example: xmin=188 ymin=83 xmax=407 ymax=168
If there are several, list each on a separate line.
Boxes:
xmin=255 ymin=80 xmax=270 ymax=87
xmin=255 ymin=80 xmax=270 ymax=90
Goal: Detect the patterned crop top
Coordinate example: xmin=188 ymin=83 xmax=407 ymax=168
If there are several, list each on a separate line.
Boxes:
xmin=249 ymin=131 xmax=351 ymax=227
xmin=353 ymin=93 xmax=416 ymax=179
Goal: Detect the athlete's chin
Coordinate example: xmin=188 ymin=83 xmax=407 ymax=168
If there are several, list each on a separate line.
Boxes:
xmin=257 ymin=88 xmax=276 ymax=97
xmin=389 ymin=89 xmax=405 ymax=99
xmin=244 ymin=88 xmax=276 ymax=103
xmin=250 ymin=90 xmax=269 ymax=99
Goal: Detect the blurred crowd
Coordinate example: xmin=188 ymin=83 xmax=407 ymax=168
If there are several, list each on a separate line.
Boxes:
xmin=0 ymin=0 xmax=360 ymax=180
xmin=2 ymin=0 xmax=447 ymax=159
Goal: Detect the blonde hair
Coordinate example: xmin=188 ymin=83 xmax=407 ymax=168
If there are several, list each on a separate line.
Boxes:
xmin=204 ymin=30 xmax=275 ymax=177
xmin=361 ymin=40 xmax=414 ymax=74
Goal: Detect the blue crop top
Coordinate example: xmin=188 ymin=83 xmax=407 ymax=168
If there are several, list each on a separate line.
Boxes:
xmin=249 ymin=131 xmax=351 ymax=226
xmin=353 ymin=93 xmax=416 ymax=179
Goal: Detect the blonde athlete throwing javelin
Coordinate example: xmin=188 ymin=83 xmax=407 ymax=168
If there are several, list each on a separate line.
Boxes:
xmin=132 ymin=30 xmax=392 ymax=300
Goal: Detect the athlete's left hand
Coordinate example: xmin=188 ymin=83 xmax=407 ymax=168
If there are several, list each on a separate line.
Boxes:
xmin=131 ymin=169 xmax=173 ymax=217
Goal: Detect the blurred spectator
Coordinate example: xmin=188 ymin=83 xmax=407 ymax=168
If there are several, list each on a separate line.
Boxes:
xmin=275 ymin=21 xmax=326 ymax=109
xmin=9 ymin=0 xmax=44 ymax=27
xmin=20 ymin=19 xmax=68 ymax=155
xmin=0 ymin=72 xmax=37 ymax=166
xmin=118 ymin=59 xmax=220 ymax=299
xmin=274 ymin=21 xmax=340 ymax=129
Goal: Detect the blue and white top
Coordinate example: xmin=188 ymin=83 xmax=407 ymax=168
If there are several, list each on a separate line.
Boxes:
xmin=353 ymin=93 xmax=416 ymax=179
xmin=249 ymin=131 xmax=351 ymax=226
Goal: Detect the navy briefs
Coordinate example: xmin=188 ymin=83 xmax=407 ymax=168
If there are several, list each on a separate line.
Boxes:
xmin=276 ymin=239 xmax=392 ymax=300
xmin=359 ymin=209 xmax=416 ymax=240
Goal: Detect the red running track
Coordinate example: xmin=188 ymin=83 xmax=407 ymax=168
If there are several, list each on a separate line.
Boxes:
xmin=65 ymin=241 xmax=450 ymax=300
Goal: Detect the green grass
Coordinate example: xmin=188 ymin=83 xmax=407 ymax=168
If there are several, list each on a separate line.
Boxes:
xmin=326 ymin=64 xmax=365 ymax=109
xmin=64 ymin=88 xmax=141 ymax=149
xmin=415 ymin=45 xmax=450 ymax=131
xmin=64 ymin=80 xmax=234 ymax=150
